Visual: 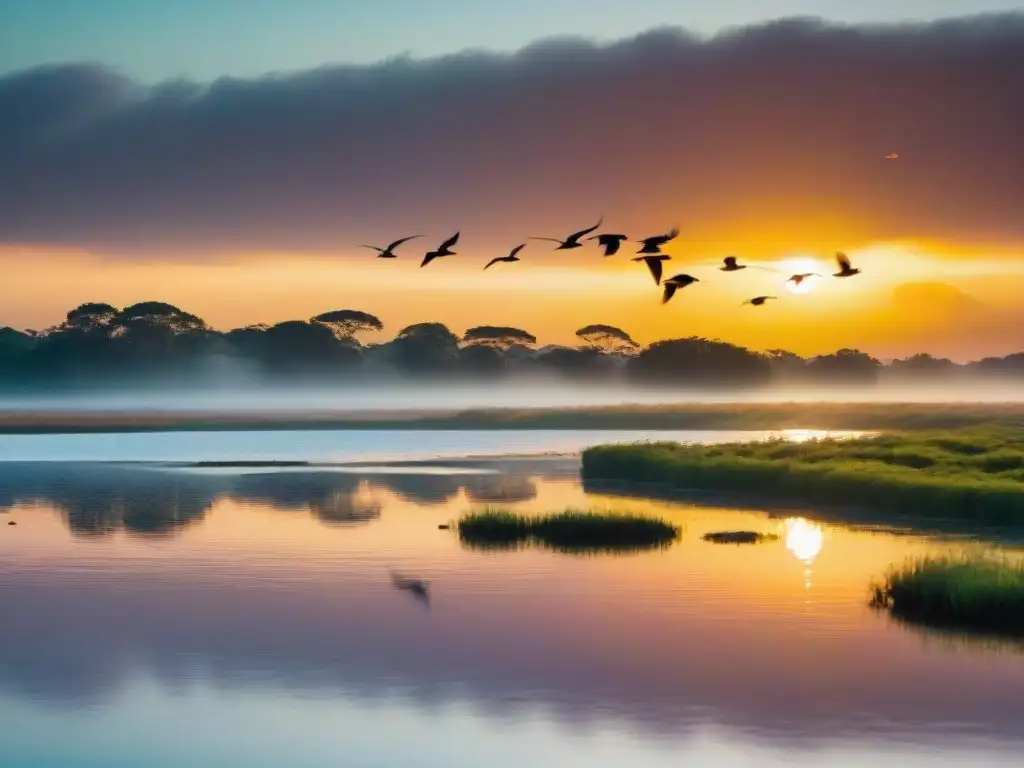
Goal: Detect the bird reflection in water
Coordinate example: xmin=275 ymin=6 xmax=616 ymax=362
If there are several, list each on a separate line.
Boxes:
xmin=391 ymin=572 xmax=431 ymax=610
xmin=785 ymin=517 xmax=824 ymax=591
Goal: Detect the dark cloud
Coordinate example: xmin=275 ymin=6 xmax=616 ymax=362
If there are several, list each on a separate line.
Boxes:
xmin=1 ymin=15 xmax=1023 ymax=255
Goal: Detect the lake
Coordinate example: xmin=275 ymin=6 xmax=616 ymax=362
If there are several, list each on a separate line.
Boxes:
xmin=1 ymin=429 xmax=1022 ymax=767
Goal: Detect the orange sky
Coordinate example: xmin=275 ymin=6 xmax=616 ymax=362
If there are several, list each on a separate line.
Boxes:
xmin=8 ymin=239 xmax=1024 ymax=360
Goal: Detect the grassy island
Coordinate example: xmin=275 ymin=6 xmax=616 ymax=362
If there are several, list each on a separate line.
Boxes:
xmin=581 ymin=427 xmax=1024 ymax=524
xmin=702 ymin=531 xmax=779 ymax=545
xmin=455 ymin=508 xmax=680 ymax=553
xmin=872 ymin=555 xmax=1024 ymax=635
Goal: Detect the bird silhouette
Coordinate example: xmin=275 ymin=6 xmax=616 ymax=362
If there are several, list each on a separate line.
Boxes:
xmin=632 ymin=255 xmax=671 ymax=285
xmin=484 ymin=243 xmax=526 ymax=270
xmin=391 ymin=572 xmax=431 ymax=608
xmin=743 ymin=295 xmax=778 ymax=306
xmin=361 ymin=235 xmax=422 ymax=258
xmin=531 ymin=217 xmax=603 ymax=250
xmin=586 ymin=233 xmax=628 ymax=257
xmin=720 ymin=256 xmax=747 ymax=272
xmin=787 ymin=272 xmax=821 ymax=287
xmin=661 ymin=274 xmax=699 ymax=304
xmin=833 ymin=251 xmax=861 ymax=278
xmin=637 ymin=227 xmax=679 ymax=255
xmin=421 ymin=232 xmax=460 ymax=267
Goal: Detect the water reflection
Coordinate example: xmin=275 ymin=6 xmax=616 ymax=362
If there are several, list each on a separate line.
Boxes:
xmin=2 ymin=467 xmax=1024 ymax=765
xmin=0 ymin=463 xmax=557 ymax=536
xmin=785 ymin=517 xmax=824 ymax=589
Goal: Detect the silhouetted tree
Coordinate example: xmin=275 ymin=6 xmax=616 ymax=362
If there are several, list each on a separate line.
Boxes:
xmin=888 ymin=353 xmax=959 ymax=376
xmin=536 ymin=346 xmax=612 ymax=378
xmin=805 ymin=348 xmax=881 ymax=384
xmin=459 ymin=343 xmax=507 ymax=375
xmin=310 ymin=309 xmax=383 ymax=343
xmin=630 ymin=337 xmax=771 ymax=388
xmin=970 ymin=353 xmax=1024 ymax=377
xmin=575 ymin=324 xmax=639 ymax=355
xmin=764 ymin=348 xmax=807 ymax=379
xmin=390 ymin=323 xmax=460 ymax=373
xmin=258 ymin=320 xmax=361 ymax=373
xmin=462 ymin=326 xmax=537 ymax=350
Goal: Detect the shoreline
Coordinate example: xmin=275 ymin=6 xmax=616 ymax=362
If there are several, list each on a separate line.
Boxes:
xmin=0 ymin=402 xmax=1022 ymax=434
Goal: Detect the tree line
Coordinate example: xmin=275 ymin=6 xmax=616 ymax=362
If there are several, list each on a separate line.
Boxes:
xmin=0 ymin=301 xmax=1021 ymax=390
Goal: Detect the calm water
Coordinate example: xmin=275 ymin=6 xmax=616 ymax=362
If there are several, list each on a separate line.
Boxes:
xmin=1 ymin=430 xmax=1023 ymax=767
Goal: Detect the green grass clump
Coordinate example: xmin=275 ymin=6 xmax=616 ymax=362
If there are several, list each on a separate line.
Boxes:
xmin=702 ymin=531 xmax=779 ymax=545
xmin=871 ymin=554 xmax=1024 ymax=635
xmin=581 ymin=427 xmax=1024 ymax=524
xmin=456 ymin=507 xmax=680 ymax=554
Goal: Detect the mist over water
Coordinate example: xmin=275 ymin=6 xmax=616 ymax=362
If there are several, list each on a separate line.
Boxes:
xmin=2 ymin=375 xmax=1024 ymax=413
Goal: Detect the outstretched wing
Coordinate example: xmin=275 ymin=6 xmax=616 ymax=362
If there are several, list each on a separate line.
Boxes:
xmin=508 ymin=243 xmax=527 ymax=258
xmin=386 ymin=234 xmax=422 ymax=251
xmin=648 ymin=257 xmax=667 ymax=285
xmin=568 ymin=216 xmax=604 ymax=243
xmin=421 ymin=252 xmax=437 ymax=268
xmin=836 ymin=251 xmax=851 ymax=271
xmin=604 ymin=238 xmax=622 ymax=257
xmin=483 ymin=257 xmax=503 ymax=270
xmin=440 ymin=231 xmax=460 ymax=250
xmin=661 ymin=282 xmax=678 ymax=304
xmin=530 ymin=236 xmax=564 ymax=244
xmin=360 ymin=245 xmax=384 ymax=253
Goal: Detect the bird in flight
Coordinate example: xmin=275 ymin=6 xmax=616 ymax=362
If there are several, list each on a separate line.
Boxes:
xmin=637 ymin=227 xmax=680 ymax=255
xmin=743 ymin=295 xmax=777 ymax=306
xmin=833 ymin=252 xmax=861 ymax=278
xmin=484 ymin=243 xmax=526 ymax=270
xmin=884 ymin=152 xmax=900 ymax=160
xmin=632 ymin=255 xmax=672 ymax=285
xmin=661 ymin=274 xmax=699 ymax=304
xmin=587 ymin=233 xmax=629 ymax=257
xmin=361 ymin=235 xmax=421 ymax=258
xmin=787 ymin=272 xmax=821 ymax=287
xmin=421 ymin=232 xmax=460 ymax=267
xmin=720 ymin=256 xmax=747 ymax=272
xmin=531 ymin=217 xmax=604 ymax=250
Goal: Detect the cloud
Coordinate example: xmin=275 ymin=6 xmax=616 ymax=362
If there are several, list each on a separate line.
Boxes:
xmin=1 ymin=14 xmax=1023 ymax=256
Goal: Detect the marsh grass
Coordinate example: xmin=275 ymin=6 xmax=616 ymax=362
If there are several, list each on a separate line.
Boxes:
xmin=871 ymin=554 xmax=1024 ymax=636
xmin=581 ymin=427 xmax=1024 ymax=524
xmin=456 ymin=507 xmax=680 ymax=554
xmin=702 ymin=531 xmax=779 ymax=545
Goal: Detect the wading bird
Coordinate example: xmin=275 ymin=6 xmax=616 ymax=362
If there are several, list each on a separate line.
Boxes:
xmin=484 ymin=243 xmax=526 ymax=270
xmin=743 ymin=296 xmax=777 ymax=306
xmin=637 ymin=227 xmax=680 ymax=255
xmin=587 ymin=233 xmax=629 ymax=257
xmin=361 ymin=235 xmax=422 ymax=258
xmin=531 ymin=217 xmax=603 ymax=250
xmin=833 ymin=252 xmax=861 ymax=278
xmin=632 ymin=255 xmax=671 ymax=285
xmin=421 ymin=232 xmax=460 ymax=267
xmin=720 ymin=256 xmax=747 ymax=272
xmin=661 ymin=274 xmax=699 ymax=304
xmin=391 ymin=572 xmax=430 ymax=608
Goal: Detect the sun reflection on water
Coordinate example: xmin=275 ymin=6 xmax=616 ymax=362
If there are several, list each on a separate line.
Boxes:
xmin=785 ymin=517 xmax=824 ymax=591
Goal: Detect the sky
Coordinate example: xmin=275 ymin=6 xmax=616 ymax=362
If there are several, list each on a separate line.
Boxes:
xmin=2 ymin=2 xmax=1024 ymax=359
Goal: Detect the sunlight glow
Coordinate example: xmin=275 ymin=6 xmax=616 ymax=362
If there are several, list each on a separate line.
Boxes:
xmin=779 ymin=256 xmax=825 ymax=294
xmin=785 ymin=518 xmax=824 ymax=565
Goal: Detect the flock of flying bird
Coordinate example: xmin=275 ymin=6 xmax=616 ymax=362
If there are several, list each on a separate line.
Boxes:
xmin=361 ymin=217 xmax=862 ymax=306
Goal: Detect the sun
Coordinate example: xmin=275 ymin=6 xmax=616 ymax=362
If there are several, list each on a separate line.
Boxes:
xmin=779 ymin=256 xmax=825 ymax=294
